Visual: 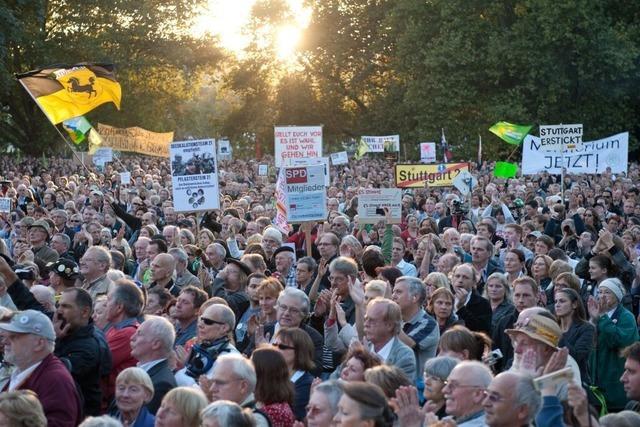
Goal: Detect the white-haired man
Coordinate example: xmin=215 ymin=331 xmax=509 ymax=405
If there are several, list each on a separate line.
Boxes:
xmin=130 ymin=315 xmax=177 ymax=414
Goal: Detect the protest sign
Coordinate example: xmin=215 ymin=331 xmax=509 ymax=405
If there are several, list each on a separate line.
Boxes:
xmin=170 ymin=139 xmax=219 ymax=212
xmin=420 ymin=142 xmax=436 ymax=163
xmin=285 ymin=157 xmax=330 ymax=187
xmin=217 ymin=138 xmax=232 ymax=160
xmin=284 ymin=165 xmax=327 ymax=222
xmin=330 ymin=151 xmax=349 ymax=165
xmin=539 ymin=124 xmax=583 ymax=152
xmin=119 ymin=172 xmax=131 ymax=185
xmin=357 ymin=188 xmax=402 ymax=224
xmin=395 ymin=163 xmax=470 ymax=188
xmin=92 ymin=147 xmax=113 ymax=166
xmin=522 ymin=132 xmax=628 ymax=175
xmin=258 ymin=164 xmax=269 ymax=176
xmin=0 ymin=198 xmax=11 ymax=213
xmin=452 ymin=171 xmax=477 ymax=196
xmin=274 ymin=126 xmax=323 ymax=167
xmin=361 ymin=135 xmax=399 ymax=153
xmin=97 ymin=123 xmax=173 ymax=157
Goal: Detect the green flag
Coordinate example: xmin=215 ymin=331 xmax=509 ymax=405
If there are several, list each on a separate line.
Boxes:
xmin=494 ymin=161 xmax=518 ymax=178
xmin=354 ymin=137 xmax=368 ymax=160
xmin=489 ymin=122 xmax=533 ymax=145
xmin=62 ymin=116 xmax=93 ymax=144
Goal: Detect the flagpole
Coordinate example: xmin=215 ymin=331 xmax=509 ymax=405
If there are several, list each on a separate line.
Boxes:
xmin=17 ymin=79 xmax=94 ymax=177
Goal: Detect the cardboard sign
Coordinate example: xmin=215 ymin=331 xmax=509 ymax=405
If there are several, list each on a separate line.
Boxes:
xmin=361 ymin=135 xmax=399 ymax=153
xmin=0 ymin=198 xmax=11 ymax=213
xmin=274 ymin=126 xmax=323 ymax=167
xmin=539 ymin=124 xmax=583 ymax=152
xmin=452 ymin=171 xmax=477 ymax=196
xmin=420 ymin=142 xmax=436 ymax=163
xmin=284 ymin=165 xmax=327 ymax=222
xmin=357 ymin=188 xmax=402 ymax=224
xmin=330 ymin=151 xmax=349 ymax=165
xmin=395 ymin=163 xmax=470 ymax=188
xmin=92 ymin=147 xmax=113 ymax=166
xmin=170 ymin=139 xmax=220 ymax=212
xmin=119 ymin=172 xmax=131 ymax=185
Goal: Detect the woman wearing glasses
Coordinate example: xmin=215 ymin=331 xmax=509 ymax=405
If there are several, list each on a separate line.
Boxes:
xmin=300 ymin=380 xmax=343 ymax=427
xmin=422 ymin=356 xmax=460 ymax=419
xmin=272 ymin=327 xmax=316 ymax=421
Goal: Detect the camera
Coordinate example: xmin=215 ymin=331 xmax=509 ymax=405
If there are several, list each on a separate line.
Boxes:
xmin=185 ymin=337 xmax=232 ymax=378
xmin=451 ymin=200 xmax=468 ymax=215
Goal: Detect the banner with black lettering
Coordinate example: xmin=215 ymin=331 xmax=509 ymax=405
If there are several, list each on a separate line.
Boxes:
xmin=521 ymin=132 xmax=628 ymax=175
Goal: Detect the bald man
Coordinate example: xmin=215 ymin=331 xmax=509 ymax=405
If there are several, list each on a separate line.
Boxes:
xmin=149 ymin=253 xmax=180 ymax=296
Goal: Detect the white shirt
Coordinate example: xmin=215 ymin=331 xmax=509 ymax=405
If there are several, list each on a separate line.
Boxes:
xmin=290 ymin=370 xmax=304 ymax=383
xmin=9 ymin=361 xmax=42 ymax=391
xmin=370 ymin=337 xmax=394 ymax=362
xmin=137 ymin=358 xmax=166 ymax=372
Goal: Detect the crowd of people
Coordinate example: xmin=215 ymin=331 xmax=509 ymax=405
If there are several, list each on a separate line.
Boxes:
xmin=0 ymin=152 xmax=639 ymax=427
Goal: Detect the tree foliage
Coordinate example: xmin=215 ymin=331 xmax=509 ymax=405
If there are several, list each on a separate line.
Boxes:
xmin=0 ymin=0 xmax=223 ymax=154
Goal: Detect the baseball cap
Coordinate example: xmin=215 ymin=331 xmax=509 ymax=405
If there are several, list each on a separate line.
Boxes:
xmin=0 ymin=310 xmax=56 ymax=341
xmin=505 ymin=313 xmax=561 ymax=349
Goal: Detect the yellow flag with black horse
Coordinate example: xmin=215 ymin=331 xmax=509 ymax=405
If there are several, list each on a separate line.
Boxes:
xmin=16 ymin=63 xmax=121 ymax=124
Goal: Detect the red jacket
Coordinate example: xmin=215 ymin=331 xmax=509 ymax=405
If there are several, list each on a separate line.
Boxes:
xmin=19 ymin=353 xmax=82 ymax=427
xmin=102 ymin=319 xmax=139 ymax=408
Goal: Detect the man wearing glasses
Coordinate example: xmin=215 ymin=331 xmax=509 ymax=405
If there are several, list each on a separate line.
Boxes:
xmin=442 ymin=360 xmax=493 ymax=426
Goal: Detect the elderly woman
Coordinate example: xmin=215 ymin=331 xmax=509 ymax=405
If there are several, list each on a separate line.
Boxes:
xmin=0 ymin=390 xmax=47 ymax=427
xmin=333 ymin=382 xmax=395 ymax=427
xmin=200 ymin=401 xmax=255 ymax=427
xmin=422 ymin=356 xmax=460 ymax=418
xmin=305 ymin=380 xmax=343 ymax=427
xmin=272 ymin=327 xmax=316 ymax=420
xmin=111 ymin=367 xmax=155 ymax=427
xmin=155 ymin=387 xmax=208 ymax=427
xmin=588 ymin=278 xmax=639 ymax=412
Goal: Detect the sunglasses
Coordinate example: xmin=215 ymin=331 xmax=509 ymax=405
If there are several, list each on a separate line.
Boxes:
xmin=272 ymin=342 xmax=296 ymax=351
xmin=199 ymin=316 xmax=225 ymax=326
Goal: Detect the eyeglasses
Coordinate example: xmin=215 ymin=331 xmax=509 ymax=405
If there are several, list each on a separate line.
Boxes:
xmin=424 ymin=375 xmax=444 ymax=383
xmin=210 ymin=377 xmax=242 ymax=387
xmin=199 ymin=316 xmax=226 ymax=326
xmin=272 ymin=342 xmax=296 ymax=351
xmin=277 ymin=304 xmax=303 ymax=316
xmin=443 ymin=380 xmax=483 ymax=392
xmin=483 ymin=390 xmax=506 ymax=403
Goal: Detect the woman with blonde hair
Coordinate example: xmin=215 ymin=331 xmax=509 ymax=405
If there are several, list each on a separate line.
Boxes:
xmin=155 ymin=387 xmax=208 ymax=427
xmin=424 ymin=272 xmax=449 ymax=303
xmin=0 ymin=390 xmax=46 ymax=427
xmin=111 ymin=367 xmax=155 ymax=427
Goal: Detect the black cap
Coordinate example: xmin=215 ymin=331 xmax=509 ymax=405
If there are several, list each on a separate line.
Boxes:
xmin=225 ymin=258 xmax=252 ymax=276
xmin=273 ymin=246 xmax=295 ymax=258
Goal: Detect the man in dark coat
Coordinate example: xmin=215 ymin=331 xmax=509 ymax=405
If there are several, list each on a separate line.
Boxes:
xmin=54 ymin=288 xmax=109 ymax=417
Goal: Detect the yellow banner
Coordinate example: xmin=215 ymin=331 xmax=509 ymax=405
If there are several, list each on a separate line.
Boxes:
xmin=97 ymin=123 xmax=173 ymax=157
xmin=395 ymin=163 xmax=470 ymax=187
